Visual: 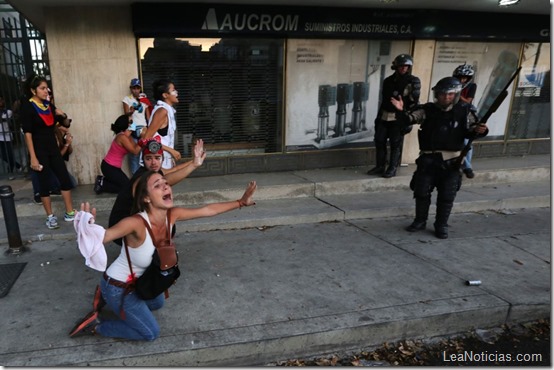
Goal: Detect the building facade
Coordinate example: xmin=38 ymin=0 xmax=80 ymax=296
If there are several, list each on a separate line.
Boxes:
xmin=4 ymin=2 xmax=551 ymax=184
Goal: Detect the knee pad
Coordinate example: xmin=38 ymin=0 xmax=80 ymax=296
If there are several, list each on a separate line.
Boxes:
xmin=437 ymin=172 xmax=461 ymax=203
xmin=412 ymin=172 xmax=434 ymax=198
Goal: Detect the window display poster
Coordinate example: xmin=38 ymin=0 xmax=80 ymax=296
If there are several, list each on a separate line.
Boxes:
xmin=430 ymin=42 xmax=521 ymax=138
xmin=285 ymin=39 xmax=411 ymax=151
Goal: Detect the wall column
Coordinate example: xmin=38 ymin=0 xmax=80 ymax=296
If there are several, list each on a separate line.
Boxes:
xmin=401 ymin=40 xmax=435 ymax=164
xmin=44 ymin=5 xmax=139 ymax=184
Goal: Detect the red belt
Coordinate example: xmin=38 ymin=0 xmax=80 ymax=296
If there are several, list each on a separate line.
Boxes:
xmin=103 ymin=272 xmax=129 ymax=289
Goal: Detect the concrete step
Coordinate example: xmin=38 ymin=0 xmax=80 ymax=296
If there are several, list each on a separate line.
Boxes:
xmin=4 ymin=155 xmax=551 ymax=218
xmin=3 ymin=179 xmax=550 ymax=245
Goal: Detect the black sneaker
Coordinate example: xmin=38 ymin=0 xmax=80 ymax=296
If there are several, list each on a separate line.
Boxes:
xmin=33 ymin=193 xmax=42 ymax=204
xmin=94 ymin=175 xmax=103 ymax=194
xmin=463 ymin=168 xmax=475 ymax=179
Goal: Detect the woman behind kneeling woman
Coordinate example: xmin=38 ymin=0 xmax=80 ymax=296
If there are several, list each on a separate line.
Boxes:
xmin=95 ymin=115 xmax=141 ymax=194
xmin=72 ymin=170 xmax=257 ymax=340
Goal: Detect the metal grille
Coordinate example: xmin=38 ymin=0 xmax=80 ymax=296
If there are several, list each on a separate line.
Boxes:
xmin=0 ymin=1 xmax=51 ymax=178
xmin=140 ymin=38 xmax=283 ymax=157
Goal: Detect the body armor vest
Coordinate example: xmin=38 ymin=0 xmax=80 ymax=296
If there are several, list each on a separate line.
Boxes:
xmin=381 ymin=74 xmax=420 ymax=112
xmin=418 ymin=103 xmax=471 ymax=152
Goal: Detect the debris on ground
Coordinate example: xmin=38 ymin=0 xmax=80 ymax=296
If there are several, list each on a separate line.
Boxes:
xmin=273 ymin=319 xmax=550 ymax=366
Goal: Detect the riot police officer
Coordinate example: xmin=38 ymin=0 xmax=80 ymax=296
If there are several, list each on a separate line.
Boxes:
xmin=453 ymin=63 xmax=478 ymax=178
xmin=368 ymin=54 xmax=421 ymax=178
xmin=390 ymin=77 xmax=488 ymax=239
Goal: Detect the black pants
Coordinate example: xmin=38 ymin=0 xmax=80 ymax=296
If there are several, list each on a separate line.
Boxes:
xmin=101 ymin=160 xmax=130 ymax=194
xmin=35 ymin=151 xmax=73 ymax=197
xmin=374 ymin=119 xmax=404 ymax=167
xmin=410 ymin=154 xmax=462 ymax=226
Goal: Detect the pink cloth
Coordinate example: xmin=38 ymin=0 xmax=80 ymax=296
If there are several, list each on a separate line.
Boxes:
xmin=103 ymin=132 xmax=129 ymax=168
xmin=74 ymin=211 xmax=107 ymax=272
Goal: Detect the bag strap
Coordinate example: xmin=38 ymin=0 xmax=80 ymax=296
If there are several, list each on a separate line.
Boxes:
xmin=129 ymin=211 xmax=174 ymax=300
xmin=137 ymin=208 xmax=173 ymax=247
xmin=140 ymin=214 xmax=156 ymax=245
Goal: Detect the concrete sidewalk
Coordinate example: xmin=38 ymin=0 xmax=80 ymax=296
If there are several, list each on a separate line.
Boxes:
xmin=0 ymin=154 xmax=550 ymax=366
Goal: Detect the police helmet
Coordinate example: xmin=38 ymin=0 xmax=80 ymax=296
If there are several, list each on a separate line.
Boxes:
xmin=453 ymin=63 xmax=475 ymax=87
xmin=391 ymin=54 xmax=413 ymax=71
xmin=432 ymin=77 xmax=463 ymax=106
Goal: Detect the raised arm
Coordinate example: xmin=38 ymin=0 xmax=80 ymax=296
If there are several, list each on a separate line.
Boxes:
xmin=171 ymin=180 xmax=257 ymax=222
xmin=164 ymin=139 xmax=206 ymax=185
xmin=80 ymin=202 xmax=145 ymax=246
xmin=118 ymin=134 xmax=142 ymax=155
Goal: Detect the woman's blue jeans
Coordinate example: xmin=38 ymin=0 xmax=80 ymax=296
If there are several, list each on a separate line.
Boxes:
xmin=97 ymin=276 xmax=164 ymax=341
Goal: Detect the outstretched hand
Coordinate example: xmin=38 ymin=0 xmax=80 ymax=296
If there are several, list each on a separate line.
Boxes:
xmin=192 ymin=139 xmax=207 ymax=167
xmin=238 ymin=181 xmax=257 ymax=207
xmin=80 ymin=202 xmax=97 ymax=223
xmin=390 ymin=95 xmax=404 ymax=111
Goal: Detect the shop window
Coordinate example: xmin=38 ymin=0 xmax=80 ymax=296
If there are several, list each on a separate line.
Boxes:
xmin=430 ymin=41 xmax=521 ymax=141
xmin=285 ymin=39 xmax=411 ymax=151
xmin=139 ymin=38 xmax=284 ymax=156
xmin=507 ymin=42 xmax=550 ymax=139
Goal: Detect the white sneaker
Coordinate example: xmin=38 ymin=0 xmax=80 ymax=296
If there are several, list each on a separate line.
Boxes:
xmin=46 ymin=214 xmax=59 ymax=229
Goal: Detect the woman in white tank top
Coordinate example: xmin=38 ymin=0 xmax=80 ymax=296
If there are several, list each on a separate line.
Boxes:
xmin=70 ymin=170 xmax=257 ymax=340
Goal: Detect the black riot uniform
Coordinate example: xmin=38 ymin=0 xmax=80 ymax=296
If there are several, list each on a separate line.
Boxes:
xmin=396 ymin=77 xmax=487 ymax=239
xmin=368 ymin=54 xmax=421 ymax=178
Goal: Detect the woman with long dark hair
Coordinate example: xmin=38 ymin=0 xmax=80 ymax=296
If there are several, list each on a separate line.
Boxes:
xmin=21 ymin=75 xmax=75 ymax=229
xmin=71 ymin=170 xmax=257 ymax=340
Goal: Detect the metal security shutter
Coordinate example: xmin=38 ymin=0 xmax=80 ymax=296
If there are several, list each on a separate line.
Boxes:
xmin=141 ymin=38 xmax=283 ymax=157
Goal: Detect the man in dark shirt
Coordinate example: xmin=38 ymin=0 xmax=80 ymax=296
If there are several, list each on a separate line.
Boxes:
xmin=108 ymin=137 xmax=205 ymax=245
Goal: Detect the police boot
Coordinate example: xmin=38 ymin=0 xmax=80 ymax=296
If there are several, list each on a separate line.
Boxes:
xmin=406 ymin=197 xmax=430 ymax=232
xmin=367 ymin=144 xmax=387 ymax=175
xmin=383 ymin=145 xmax=402 ymax=178
xmin=434 ymin=202 xmax=453 ymax=239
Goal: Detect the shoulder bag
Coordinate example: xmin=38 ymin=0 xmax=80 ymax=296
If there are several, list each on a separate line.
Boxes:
xmin=124 ymin=209 xmax=181 ymax=300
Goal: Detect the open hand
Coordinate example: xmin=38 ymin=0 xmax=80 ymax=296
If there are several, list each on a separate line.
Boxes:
xmin=390 ymin=95 xmax=404 ymax=111
xmin=192 ymin=139 xmax=206 ymax=167
xmin=238 ymin=181 xmax=257 ymax=207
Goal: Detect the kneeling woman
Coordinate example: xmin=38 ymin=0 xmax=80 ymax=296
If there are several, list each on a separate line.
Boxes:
xmin=72 ymin=170 xmax=257 ymax=340
xmin=95 ymin=115 xmax=142 ymax=194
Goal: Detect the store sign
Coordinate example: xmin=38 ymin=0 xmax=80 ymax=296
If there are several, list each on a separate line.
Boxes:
xmin=201 ymin=8 xmax=300 ymax=32
xmin=132 ymin=3 xmax=548 ymax=41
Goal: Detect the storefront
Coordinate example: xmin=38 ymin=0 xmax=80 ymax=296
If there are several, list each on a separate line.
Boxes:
xmin=133 ymin=4 xmax=549 ymax=176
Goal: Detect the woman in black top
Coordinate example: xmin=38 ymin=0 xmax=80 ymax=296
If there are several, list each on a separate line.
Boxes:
xmin=21 ymin=75 xmax=76 ymax=229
